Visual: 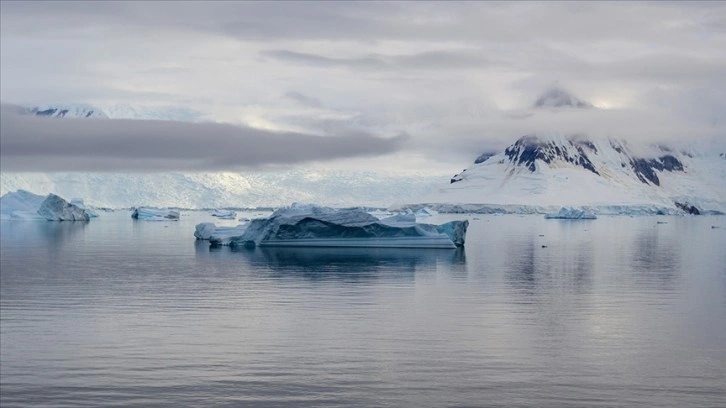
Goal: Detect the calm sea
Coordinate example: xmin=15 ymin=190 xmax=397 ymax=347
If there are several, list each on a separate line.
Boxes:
xmin=1 ymin=212 xmax=725 ymax=407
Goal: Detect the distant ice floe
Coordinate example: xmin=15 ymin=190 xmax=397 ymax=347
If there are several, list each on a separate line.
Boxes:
xmin=210 ymin=209 xmax=236 ymax=219
xmin=1 ymin=190 xmax=92 ymax=221
xmin=544 ymin=207 xmax=597 ymax=220
xmin=131 ymin=207 xmax=180 ymax=221
xmin=196 ymin=203 xmax=468 ymax=249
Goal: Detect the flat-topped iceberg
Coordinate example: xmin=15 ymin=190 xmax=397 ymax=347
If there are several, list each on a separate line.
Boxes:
xmin=545 ymin=207 xmax=597 ymax=219
xmin=205 ymin=203 xmax=468 ymax=249
xmin=131 ymin=207 xmax=180 ymax=221
xmin=37 ymin=194 xmax=91 ymax=221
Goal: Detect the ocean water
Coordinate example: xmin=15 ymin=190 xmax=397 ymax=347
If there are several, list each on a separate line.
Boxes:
xmin=1 ymin=212 xmax=725 ymax=407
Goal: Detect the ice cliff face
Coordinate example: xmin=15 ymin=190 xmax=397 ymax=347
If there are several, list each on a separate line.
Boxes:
xmin=425 ymin=133 xmax=725 ymax=215
xmin=37 ymin=193 xmax=90 ymax=221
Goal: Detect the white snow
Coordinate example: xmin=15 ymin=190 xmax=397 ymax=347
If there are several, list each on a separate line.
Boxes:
xmin=131 ymin=207 xmax=180 ymax=221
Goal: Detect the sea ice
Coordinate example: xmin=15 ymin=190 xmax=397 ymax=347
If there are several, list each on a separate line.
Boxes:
xmin=544 ymin=207 xmax=597 ymax=219
xmin=131 ymin=207 xmax=180 ymax=221
xmin=207 ymin=203 xmax=468 ymax=249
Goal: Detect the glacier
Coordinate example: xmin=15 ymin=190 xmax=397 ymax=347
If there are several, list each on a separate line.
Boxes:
xmin=544 ymin=207 xmax=597 ymax=220
xmin=131 ymin=207 xmax=180 ymax=221
xmin=203 ymin=204 xmax=468 ymax=249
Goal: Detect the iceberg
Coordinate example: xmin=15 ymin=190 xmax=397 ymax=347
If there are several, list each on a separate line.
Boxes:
xmin=131 ymin=207 xmax=180 ymax=221
xmin=207 ymin=203 xmax=468 ymax=249
xmin=544 ymin=206 xmax=597 ymax=219
xmin=37 ymin=194 xmax=91 ymax=221
xmin=194 ymin=222 xmax=249 ymax=245
xmin=70 ymin=198 xmax=99 ymax=218
xmin=210 ymin=209 xmax=237 ymax=219
xmin=0 ymin=190 xmax=47 ymax=220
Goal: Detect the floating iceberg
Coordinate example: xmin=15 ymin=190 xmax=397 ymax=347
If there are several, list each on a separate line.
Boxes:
xmin=210 ymin=209 xmax=237 ymax=219
xmin=70 ymin=198 xmax=99 ymax=218
xmin=194 ymin=222 xmax=249 ymax=245
xmin=37 ymin=194 xmax=91 ymax=221
xmin=0 ymin=190 xmax=47 ymax=220
xmin=131 ymin=207 xmax=180 ymax=221
xmin=544 ymin=207 xmax=597 ymax=219
xmin=1 ymin=190 xmax=91 ymax=221
xmin=206 ymin=203 xmax=468 ymax=249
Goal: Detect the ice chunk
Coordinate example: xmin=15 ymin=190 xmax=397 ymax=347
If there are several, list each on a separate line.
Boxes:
xmin=0 ymin=190 xmax=47 ymax=220
xmin=210 ymin=209 xmax=236 ymax=219
xmin=415 ymin=207 xmax=439 ymax=217
xmin=544 ymin=207 xmax=597 ymax=219
xmin=210 ymin=203 xmax=468 ymax=249
xmin=131 ymin=207 xmax=180 ymax=221
xmin=70 ymin=198 xmax=99 ymax=218
xmin=195 ymin=222 xmax=249 ymax=245
xmin=37 ymin=193 xmax=90 ymax=221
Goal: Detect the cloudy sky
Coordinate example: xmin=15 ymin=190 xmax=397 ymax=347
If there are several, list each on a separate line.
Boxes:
xmin=1 ymin=1 xmax=725 ymax=173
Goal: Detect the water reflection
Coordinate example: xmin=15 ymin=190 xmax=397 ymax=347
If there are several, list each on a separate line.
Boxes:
xmin=197 ymin=244 xmax=467 ymax=281
xmin=630 ymin=225 xmax=679 ymax=289
xmin=0 ymin=220 xmax=88 ymax=252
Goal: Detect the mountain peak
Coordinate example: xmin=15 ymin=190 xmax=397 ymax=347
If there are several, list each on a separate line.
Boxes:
xmin=533 ymin=87 xmax=592 ymax=109
xmin=30 ymin=104 xmax=108 ymax=119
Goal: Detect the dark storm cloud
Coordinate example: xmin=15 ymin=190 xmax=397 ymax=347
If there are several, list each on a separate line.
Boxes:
xmin=0 ymin=105 xmax=407 ymax=172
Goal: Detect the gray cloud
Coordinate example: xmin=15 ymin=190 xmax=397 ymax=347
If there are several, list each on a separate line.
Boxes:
xmin=0 ymin=104 xmax=407 ymax=172
xmin=283 ymin=91 xmax=323 ymax=108
xmin=1 ymin=1 xmax=725 ymax=173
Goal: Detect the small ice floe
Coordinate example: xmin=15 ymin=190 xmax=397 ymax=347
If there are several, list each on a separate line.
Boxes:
xmin=211 ymin=209 xmax=236 ymax=219
xmin=131 ymin=207 xmax=180 ymax=221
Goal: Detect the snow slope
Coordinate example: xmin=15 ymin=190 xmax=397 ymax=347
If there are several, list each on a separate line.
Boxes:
xmin=414 ymin=134 xmax=726 ymax=215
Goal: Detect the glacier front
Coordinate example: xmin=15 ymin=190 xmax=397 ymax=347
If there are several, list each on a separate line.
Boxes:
xmin=204 ymin=204 xmax=468 ymax=249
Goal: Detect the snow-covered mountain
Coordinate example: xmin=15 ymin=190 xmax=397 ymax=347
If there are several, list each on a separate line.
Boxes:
xmin=29 ymin=104 xmax=108 ymax=118
xmin=413 ymin=134 xmax=726 ymax=215
xmin=25 ymin=103 xmax=202 ymax=121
